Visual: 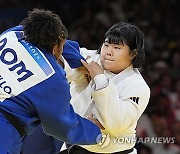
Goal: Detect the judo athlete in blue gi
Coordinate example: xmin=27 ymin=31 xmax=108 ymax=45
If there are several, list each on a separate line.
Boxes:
xmin=21 ymin=40 xmax=86 ymax=154
xmin=0 ymin=9 xmax=101 ymax=154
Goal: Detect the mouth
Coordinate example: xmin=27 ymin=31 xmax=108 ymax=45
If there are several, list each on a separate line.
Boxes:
xmin=105 ymin=58 xmax=114 ymax=62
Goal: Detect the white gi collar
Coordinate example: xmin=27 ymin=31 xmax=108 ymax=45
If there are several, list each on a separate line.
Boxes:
xmin=105 ymin=65 xmax=134 ymax=85
xmin=96 ymin=56 xmax=134 ymax=84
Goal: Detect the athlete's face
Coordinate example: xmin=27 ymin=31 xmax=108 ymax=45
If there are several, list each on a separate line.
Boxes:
xmin=53 ymin=39 xmax=66 ymax=60
xmin=100 ymin=39 xmax=134 ymax=74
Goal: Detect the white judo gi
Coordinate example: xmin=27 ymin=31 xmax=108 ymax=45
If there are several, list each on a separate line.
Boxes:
xmin=63 ymin=48 xmax=150 ymax=153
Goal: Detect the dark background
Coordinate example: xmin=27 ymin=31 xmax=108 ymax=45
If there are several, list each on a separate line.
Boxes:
xmin=0 ymin=0 xmax=179 ymax=153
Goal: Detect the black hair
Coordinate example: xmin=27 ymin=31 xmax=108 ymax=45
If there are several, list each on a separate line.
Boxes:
xmin=20 ymin=8 xmax=68 ymax=52
xmin=97 ymin=22 xmax=145 ymax=68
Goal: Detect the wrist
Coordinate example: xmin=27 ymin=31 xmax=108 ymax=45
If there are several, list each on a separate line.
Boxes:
xmin=94 ymin=74 xmax=108 ymax=90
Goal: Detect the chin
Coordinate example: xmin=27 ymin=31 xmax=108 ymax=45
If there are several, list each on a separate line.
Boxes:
xmin=103 ymin=66 xmax=112 ymax=72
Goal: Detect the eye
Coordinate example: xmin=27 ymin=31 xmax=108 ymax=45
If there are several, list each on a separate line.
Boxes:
xmin=103 ymin=42 xmax=109 ymax=47
xmin=114 ymin=46 xmax=121 ymax=50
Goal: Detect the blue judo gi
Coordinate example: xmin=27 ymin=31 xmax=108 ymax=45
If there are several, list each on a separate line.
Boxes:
xmin=21 ymin=124 xmax=63 ymax=154
xmin=21 ymin=39 xmax=83 ymax=154
xmin=0 ymin=26 xmax=101 ymax=154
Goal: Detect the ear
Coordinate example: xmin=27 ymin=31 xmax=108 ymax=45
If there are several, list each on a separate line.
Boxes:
xmin=52 ymin=45 xmax=58 ymax=56
xmin=131 ymin=49 xmax=137 ymax=60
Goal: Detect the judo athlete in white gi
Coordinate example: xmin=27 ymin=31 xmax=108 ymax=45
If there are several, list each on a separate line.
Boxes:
xmin=0 ymin=9 xmax=102 ymax=154
xmin=60 ymin=22 xmax=150 ymax=154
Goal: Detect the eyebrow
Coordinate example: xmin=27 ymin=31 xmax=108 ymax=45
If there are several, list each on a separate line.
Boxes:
xmin=104 ymin=40 xmax=123 ymax=45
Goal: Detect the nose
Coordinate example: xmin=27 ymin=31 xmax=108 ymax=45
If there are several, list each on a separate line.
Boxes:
xmin=105 ymin=46 xmax=113 ymax=56
xmin=106 ymin=48 xmax=113 ymax=56
xmin=107 ymin=52 xmax=112 ymax=56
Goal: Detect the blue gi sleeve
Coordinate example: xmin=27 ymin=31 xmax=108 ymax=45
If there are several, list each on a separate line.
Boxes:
xmin=29 ymin=66 xmax=101 ymax=145
xmin=62 ymin=40 xmax=85 ymax=68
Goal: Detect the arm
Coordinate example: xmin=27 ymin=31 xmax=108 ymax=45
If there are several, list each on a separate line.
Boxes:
xmin=91 ymin=78 xmax=150 ymax=134
xmin=32 ymin=69 xmax=101 ymax=145
xmin=81 ymin=60 xmax=150 ymax=135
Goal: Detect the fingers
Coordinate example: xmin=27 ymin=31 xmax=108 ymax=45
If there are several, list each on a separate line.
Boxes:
xmin=81 ymin=59 xmax=95 ymax=73
xmin=86 ymin=57 xmax=93 ymax=63
xmin=85 ymin=74 xmax=91 ymax=83
xmin=86 ymin=55 xmax=91 ymax=60
xmin=81 ymin=59 xmax=103 ymax=79
xmin=81 ymin=59 xmax=88 ymax=68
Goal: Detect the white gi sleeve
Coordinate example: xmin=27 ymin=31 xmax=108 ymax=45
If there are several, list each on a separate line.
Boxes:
xmin=94 ymin=74 xmax=108 ymax=90
xmin=91 ymin=79 xmax=150 ymax=135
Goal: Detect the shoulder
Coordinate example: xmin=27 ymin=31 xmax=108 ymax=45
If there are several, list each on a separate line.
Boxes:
xmin=119 ymin=68 xmax=150 ymax=96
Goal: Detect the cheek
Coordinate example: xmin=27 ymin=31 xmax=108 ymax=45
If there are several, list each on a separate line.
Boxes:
xmin=100 ymin=50 xmax=106 ymax=59
xmin=59 ymin=48 xmax=63 ymax=55
xmin=100 ymin=56 xmax=107 ymax=66
xmin=100 ymin=57 xmax=104 ymax=65
xmin=100 ymin=53 xmax=104 ymax=60
xmin=116 ymin=52 xmax=131 ymax=61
